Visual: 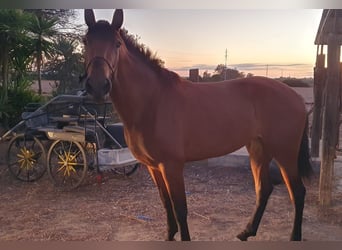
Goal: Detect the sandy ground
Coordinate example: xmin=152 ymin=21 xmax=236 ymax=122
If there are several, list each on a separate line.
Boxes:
xmin=0 ymin=141 xmax=341 ymax=241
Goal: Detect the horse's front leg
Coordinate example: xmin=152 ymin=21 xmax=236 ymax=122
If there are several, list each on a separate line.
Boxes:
xmin=159 ymin=161 xmax=190 ymax=241
xmin=146 ymin=165 xmax=178 ymax=240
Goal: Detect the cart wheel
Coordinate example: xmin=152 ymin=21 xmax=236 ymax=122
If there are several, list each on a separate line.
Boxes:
xmin=6 ymin=134 xmax=47 ymax=182
xmin=113 ymin=163 xmax=139 ymax=177
xmin=47 ymin=140 xmax=87 ymax=190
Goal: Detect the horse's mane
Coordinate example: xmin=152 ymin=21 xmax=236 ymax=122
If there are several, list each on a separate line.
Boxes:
xmin=86 ymin=21 xmax=180 ymax=84
xmin=119 ymin=29 xmax=180 ymax=83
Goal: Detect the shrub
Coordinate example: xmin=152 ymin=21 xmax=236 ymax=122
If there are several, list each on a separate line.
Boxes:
xmin=0 ymin=86 xmax=43 ymax=129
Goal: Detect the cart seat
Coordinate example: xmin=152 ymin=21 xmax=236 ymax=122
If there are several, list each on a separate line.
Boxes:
xmin=105 ymin=123 xmax=127 ymax=147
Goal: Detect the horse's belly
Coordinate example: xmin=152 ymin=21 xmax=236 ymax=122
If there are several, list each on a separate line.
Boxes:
xmin=183 ymin=123 xmax=253 ymax=162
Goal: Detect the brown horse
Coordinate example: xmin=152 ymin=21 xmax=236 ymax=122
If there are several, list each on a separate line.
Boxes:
xmin=83 ymin=9 xmax=312 ymax=241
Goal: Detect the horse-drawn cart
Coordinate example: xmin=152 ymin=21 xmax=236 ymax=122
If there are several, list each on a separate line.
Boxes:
xmin=0 ymin=91 xmax=139 ymax=190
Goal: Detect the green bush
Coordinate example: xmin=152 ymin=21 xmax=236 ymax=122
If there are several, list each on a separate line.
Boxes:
xmin=0 ymin=94 xmax=10 ymax=124
xmin=0 ymin=86 xmax=43 ymax=129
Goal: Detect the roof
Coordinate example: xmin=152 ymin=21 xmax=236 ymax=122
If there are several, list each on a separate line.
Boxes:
xmin=315 ymin=9 xmax=342 ymax=45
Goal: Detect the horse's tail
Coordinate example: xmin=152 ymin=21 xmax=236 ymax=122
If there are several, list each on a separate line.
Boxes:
xmin=297 ymin=117 xmax=313 ymax=178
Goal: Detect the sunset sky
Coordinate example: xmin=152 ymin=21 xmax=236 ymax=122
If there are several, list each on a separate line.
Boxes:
xmin=75 ymin=9 xmax=323 ymax=78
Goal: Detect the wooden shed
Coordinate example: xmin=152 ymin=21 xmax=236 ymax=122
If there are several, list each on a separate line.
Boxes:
xmin=312 ymin=9 xmax=342 ymax=206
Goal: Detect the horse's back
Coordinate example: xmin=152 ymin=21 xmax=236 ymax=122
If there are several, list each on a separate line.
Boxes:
xmin=179 ymin=76 xmax=307 ymax=161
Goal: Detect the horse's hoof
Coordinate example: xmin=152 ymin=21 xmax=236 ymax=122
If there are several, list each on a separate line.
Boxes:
xmin=231 ymin=236 xmax=242 ymax=241
xmin=236 ymin=230 xmax=255 ymax=241
xmin=236 ymin=233 xmax=248 ymax=241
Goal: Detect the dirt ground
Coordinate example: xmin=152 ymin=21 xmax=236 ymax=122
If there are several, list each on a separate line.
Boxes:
xmin=0 ymin=142 xmax=341 ymax=241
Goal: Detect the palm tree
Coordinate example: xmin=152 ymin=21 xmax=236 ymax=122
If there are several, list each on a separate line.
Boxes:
xmin=27 ymin=10 xmax=58 ymax=95
xmin=11 ymin=35 xmax=34 ymax=88
xmin=0 ymin=9 xmax=29 ymax=102
xmin=48 ymin=36 xmax=84 ymax=94
xmin=0 ymin=10 xmax=31 ymax=127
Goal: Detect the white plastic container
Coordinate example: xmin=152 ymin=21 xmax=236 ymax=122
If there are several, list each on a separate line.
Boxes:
xmin=97 ymin=148 xmax=136 ymax=166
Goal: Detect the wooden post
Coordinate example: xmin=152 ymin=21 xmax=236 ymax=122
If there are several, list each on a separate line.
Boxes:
xmin=319 ymin=34 xmax=341 ymax=206
xmin=340 ymin=62 xmax=342 ymax=113
xmin=311 ymin=49 xmax=326 ymax=157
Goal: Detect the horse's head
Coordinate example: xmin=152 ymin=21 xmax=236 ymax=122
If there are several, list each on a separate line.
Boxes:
xmin=83 ymin=9 xmax=123 ymax=103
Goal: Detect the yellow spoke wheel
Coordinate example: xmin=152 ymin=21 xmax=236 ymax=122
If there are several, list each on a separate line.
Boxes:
xmin=47 ymin=140 xmax=87 ymax=190
xmin=7 ymin=134 xmax=46 ymax=182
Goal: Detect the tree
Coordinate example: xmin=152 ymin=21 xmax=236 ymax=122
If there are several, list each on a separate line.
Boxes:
xmin=0 ymin=9 xmax=79 ymax=128
xmin=45 ymin=35 xmax=84 ymax=95
xmin=27 ymin=10 xmax=58 ymax=95
xmin=25 ymin=9 xmax=81 ymax=40
xmin=0 ymin=10 xmax=32 ymax=126
xmin=10 ymin=35 xmax=34 ymax=88
xmin=226 ymin=68 xmax=245 ymax=79
xmin=0 ymin=9 xmax=30 ymax=102
xmin=212 ymin=64 xmax=245 ymax=81
xmin=214 ymin=64 xmax=227 ymax=76
xmin=202 ymin=70 xmax=211 ymax=81
xmin=199 ymin=64 xmax=247 ymax=82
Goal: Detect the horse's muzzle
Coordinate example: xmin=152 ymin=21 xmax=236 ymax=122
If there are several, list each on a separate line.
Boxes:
xmin=85 ymin=77 xmax=112 ymax=103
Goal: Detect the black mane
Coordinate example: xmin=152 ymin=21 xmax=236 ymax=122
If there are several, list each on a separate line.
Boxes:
xmin=86 ymin=21 xmax=180 ymax=83
xmin=119 ymin=29 xmax=180 ymax=83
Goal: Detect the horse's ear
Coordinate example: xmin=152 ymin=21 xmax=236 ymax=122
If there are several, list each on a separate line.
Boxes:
xmin=85 ymin=9 xmax=96 ymax=27
xmin=112 ymin=9 xmax=123 ymax=30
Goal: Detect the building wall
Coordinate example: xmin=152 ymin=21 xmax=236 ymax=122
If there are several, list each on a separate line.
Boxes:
xmin=30 ymin=80 xmax=59 ymax=96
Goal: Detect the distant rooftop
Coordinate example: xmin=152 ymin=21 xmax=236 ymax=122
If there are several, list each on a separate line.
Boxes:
xmin=315 ymin=9 xmax=342 ymax=45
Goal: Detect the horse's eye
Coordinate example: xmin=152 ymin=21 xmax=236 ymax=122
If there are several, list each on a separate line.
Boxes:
xmin=116 ymin=41 xmax=121 ymax=48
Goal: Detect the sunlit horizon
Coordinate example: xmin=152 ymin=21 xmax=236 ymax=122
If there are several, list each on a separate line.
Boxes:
xmin=170 ymin=63 xmax=314 ymax=79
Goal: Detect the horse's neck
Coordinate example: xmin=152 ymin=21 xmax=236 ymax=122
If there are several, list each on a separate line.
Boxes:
xmin=111 ymin=51 xmax=161 ymax=129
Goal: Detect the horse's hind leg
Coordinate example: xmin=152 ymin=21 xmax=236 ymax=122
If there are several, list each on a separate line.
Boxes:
xmin=276 ymin=158 xmax=306 ymax=241
xmin=146 ymin=166 xmax=178 ymax=240
xmin=237 ymin=138 xmax=273 ymax=241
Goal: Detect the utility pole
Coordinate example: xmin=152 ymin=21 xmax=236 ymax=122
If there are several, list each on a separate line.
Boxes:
xmin=224 ymin=49 xmax=228 ymax=80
